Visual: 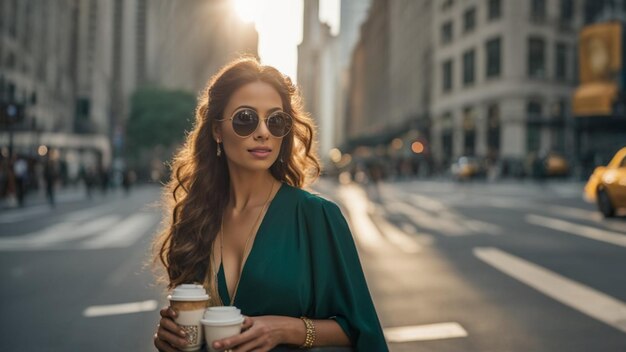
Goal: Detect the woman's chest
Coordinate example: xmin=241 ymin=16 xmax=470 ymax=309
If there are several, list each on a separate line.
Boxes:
xmin=221 ymin=220 xmax=314 ymax=316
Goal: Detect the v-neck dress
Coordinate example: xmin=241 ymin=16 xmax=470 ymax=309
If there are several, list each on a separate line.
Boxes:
xmin=216 ymin=182 xmax=388 ymax=351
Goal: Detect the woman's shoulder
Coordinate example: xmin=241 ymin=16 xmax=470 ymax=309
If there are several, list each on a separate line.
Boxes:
xmin=282 ymin=182 xmax=340 ymax=211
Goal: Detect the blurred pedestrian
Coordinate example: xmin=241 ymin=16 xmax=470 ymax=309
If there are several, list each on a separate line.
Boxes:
xmin=367 ymin=159 xmax=383 ymax=203
xmin=13 ymin=156 xmax=28 ymax=207
xmin=152 ymin=57 xmax=387 ymax=352
xmin=43 ymin=156 xmax=58 ymax=207
xmin=99 ymin=166 xmax=110 ymax=195
xmin=122 ymin=169 xmax=136 ymax=195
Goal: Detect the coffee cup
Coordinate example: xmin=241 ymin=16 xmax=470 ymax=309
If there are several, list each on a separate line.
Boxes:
xmin=167 ymin=284 xmax=210 ymax=351
xmin=201 ymin=306 xmax=245 ymax=352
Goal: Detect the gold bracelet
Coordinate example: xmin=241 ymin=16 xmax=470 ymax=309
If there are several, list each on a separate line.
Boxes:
xmin=299 ymin=316 xmax=315 ymax=348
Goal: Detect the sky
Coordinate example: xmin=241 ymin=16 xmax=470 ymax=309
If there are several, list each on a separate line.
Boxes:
xmin=232 ymin=0 xmax=340 ymax=83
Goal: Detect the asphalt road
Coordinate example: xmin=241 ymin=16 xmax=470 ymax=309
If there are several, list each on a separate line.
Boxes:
xmin=1 ymin=179 xmax=625 ymax=351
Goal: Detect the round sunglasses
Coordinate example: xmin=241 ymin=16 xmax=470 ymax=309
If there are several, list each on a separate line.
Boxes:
xmin=216 ymin=108 xmax=293 ymax=138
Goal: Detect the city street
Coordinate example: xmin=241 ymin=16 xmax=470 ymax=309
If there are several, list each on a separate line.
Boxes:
xmin=1 ymin=179 xmax=625 ymax=351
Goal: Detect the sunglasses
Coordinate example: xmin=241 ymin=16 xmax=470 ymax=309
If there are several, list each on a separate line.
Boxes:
xmin=217 ymin=108 xmax=293 ymax=138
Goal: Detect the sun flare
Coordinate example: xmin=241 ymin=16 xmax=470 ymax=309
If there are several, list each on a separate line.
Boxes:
xmin=233 ymin=0 xmax=259 ymax=23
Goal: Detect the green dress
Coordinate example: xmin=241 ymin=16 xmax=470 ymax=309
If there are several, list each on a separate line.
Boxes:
xmin=217 ymin=182 xmax=388 ymax=351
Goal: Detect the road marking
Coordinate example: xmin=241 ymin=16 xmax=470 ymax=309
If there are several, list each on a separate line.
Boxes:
xmin=386 ymin=201 xmax=467 ymax=236
xmin=384 ymin=322 xmax=468 ymax=343
xmin=474 ymin=247 xmax=626 ymax=334
xmin=0 ymin=213 xmax=154 ymax=251
xmin=526 ymin=214 xmax=626 ymax=248
xmin=83 ymin=300 xmax=158 ymax=317
xmin=65 ymin=202 xmax=122 ymax=222
xmin=80 ymin=213 xmax=158 ymax=249
xmin=337 ymin=185 xmax=394 ymax=253
xmin=35 ymin=215 xmax=121 ymax=243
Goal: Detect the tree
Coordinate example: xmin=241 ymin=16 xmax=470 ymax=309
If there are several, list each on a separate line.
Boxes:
xmin=126 ymin=87 xmax=196 ymax=178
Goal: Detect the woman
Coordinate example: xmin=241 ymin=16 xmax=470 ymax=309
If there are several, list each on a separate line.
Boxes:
xmin=152 ymin=57 xmax=388 ymax=352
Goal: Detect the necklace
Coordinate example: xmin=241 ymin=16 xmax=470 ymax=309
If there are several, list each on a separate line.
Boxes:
xmin=218 ymin=179 xmax=276 ymax=306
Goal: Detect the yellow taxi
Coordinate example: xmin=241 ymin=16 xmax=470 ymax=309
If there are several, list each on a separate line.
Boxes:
xmin=584 ymin=147 xmax=626 ymax=217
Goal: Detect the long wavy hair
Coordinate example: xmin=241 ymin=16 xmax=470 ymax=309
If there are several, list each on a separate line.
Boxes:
xmin=151 ymin=56 xmax=321 ymax=306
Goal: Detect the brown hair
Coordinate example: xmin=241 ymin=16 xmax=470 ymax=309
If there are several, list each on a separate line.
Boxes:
xmin=151 ymin=56 xmax=321 ymax=305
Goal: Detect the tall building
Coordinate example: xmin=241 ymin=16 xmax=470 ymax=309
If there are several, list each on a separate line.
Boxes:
xmin=345 ymin=0 xmax=391 ymax=142
xmin=339 ymin=0 xmax=372 ymax=69
xmin=388 ymin=0 xmax=434 ymax=156
xmin=431 ymin=0 xmax=585 ymax=174
xmin=0 ymin=0 xmax=110 ymax=175
xmin=344 ymin=0 xmax=434 ymax=175
xmin=336 ymin=0 xmax=372 ymax=149
xmin=1 ymin=0 xmax=258 ymax=179
xmin=298 ymin=0 xmax=339 ymax=164
xmin=146 ymin=0 xmax=259 ymax=94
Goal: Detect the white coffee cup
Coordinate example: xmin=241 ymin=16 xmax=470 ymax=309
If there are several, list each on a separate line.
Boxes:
xmin=201 ymin=306 xmax=245 ymax=352
xmin=167 ymin=284 xmax=210 ymax=352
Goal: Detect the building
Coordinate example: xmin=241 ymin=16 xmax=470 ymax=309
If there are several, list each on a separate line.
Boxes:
xmin=336 ymin=0 xmax=372 ymax=149
xmin=146 ymin=0 xmax=259 ymax=94
xmin=0 ymin=0 xmax=258 ymax=183
xmin=431 ymin=0 xmax=584 ymax=175
xmin=345 ymin=0 xmax=390 ymax=144
xmin=298 ymin=0 xmax=340 ymax=164
xmin=0 ymin=0 xmax=110 ymax=178
xmin=345 ymin=0 xmax=434 ymax=173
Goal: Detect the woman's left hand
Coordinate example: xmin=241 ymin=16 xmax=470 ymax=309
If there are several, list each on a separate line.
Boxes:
xmin=212 ymin=315 xmax=291 ymax=352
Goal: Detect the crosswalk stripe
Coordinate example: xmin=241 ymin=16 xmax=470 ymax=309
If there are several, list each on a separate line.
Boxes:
xmin=474 ymin=247 xmax=626 ymax=334
xmin=337 ymin=185 xmax=395 ymax=253
xmin=526 ymin=214 xmax=626 ymax=248
xmin=83 ymin=300 xmax=158 ymax=318
xmin=384 ymin=322 xmax=468 ymax=342
xmin=80 ymin=213 xmax=157 ymax=249
xmin=386 ymin=200 xmax=468 ymax=236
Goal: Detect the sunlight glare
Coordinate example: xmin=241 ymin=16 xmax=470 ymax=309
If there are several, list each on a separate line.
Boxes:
xmin=233 ymin=0 xmax=259 ymax=23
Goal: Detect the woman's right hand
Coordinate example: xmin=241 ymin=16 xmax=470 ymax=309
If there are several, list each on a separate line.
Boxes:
xmin=154 ymin=306 xmax=189 ymax=352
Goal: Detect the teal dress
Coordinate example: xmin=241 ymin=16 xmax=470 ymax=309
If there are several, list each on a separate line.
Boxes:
xmin=217 ymin=182 xmax=388 ymax=351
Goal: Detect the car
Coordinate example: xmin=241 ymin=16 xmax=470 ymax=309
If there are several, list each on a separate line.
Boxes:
xmin=451 ymin=156 xmax=484 ymax=181
xmin=544 ymin=152 xmax=569 ymax=177
xmin=584 ymin=147 xmax=626 ymax=217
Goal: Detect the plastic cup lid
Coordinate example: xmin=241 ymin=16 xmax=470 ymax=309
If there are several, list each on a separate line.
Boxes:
xmin=167 ymin=284 xmax=209 ymax=301
xmin=200 ymin=306 xmax=243 ymax=325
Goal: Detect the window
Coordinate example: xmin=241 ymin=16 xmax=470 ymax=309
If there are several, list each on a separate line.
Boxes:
xmin=527 ymin=101 xmax=543 ymax=118
xmin=527 ymin=124 xmax=541 ymax=152
xmin=486 ymin=37 xmax=501 ymax=78
xmin=442 ymin=59 xmax=453 ymax=93
xmin=555 ymin=42 xmax=568 ymax=81
xmin=526 ymin=101 xmax=542 ymax=152
xmin=528 ymin=37 xmax=546 ymax=78
xmin=464 ymin=8 xmax=476 ymax=32
xmin=441 ymin=21 xmax=453 ymax=45
xmin=463 ymin=49 xmax=476 ymax=85
xmin=441 ymin=113 xmax=454 ymax=163
xmin=442 ymin=0 xmax=455 ymax=11
xmin=487 ymin=104 xmax=501 ymax=152
xmin=488 ymin=0 xmax=501 ymax=20
xmin=560 ymin=0 xmax=573 ymax=23
xmin=531 ymin=0 xmax=546 ymax=23
xmin=8 ymin=0 xmax=17 ymax=38
xmin=463 ymin=107 xmax=476 ymax=156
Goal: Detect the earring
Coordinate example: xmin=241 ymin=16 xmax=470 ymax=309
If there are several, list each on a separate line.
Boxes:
xmin=279 ymin=153 xmax=284 ymax=163
xmin=216 ymin=141 xmax=222 ymax=157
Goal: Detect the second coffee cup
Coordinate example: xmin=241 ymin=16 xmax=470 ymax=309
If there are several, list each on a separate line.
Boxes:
xmin=201 ymin=306 xmax=245 ymax=352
